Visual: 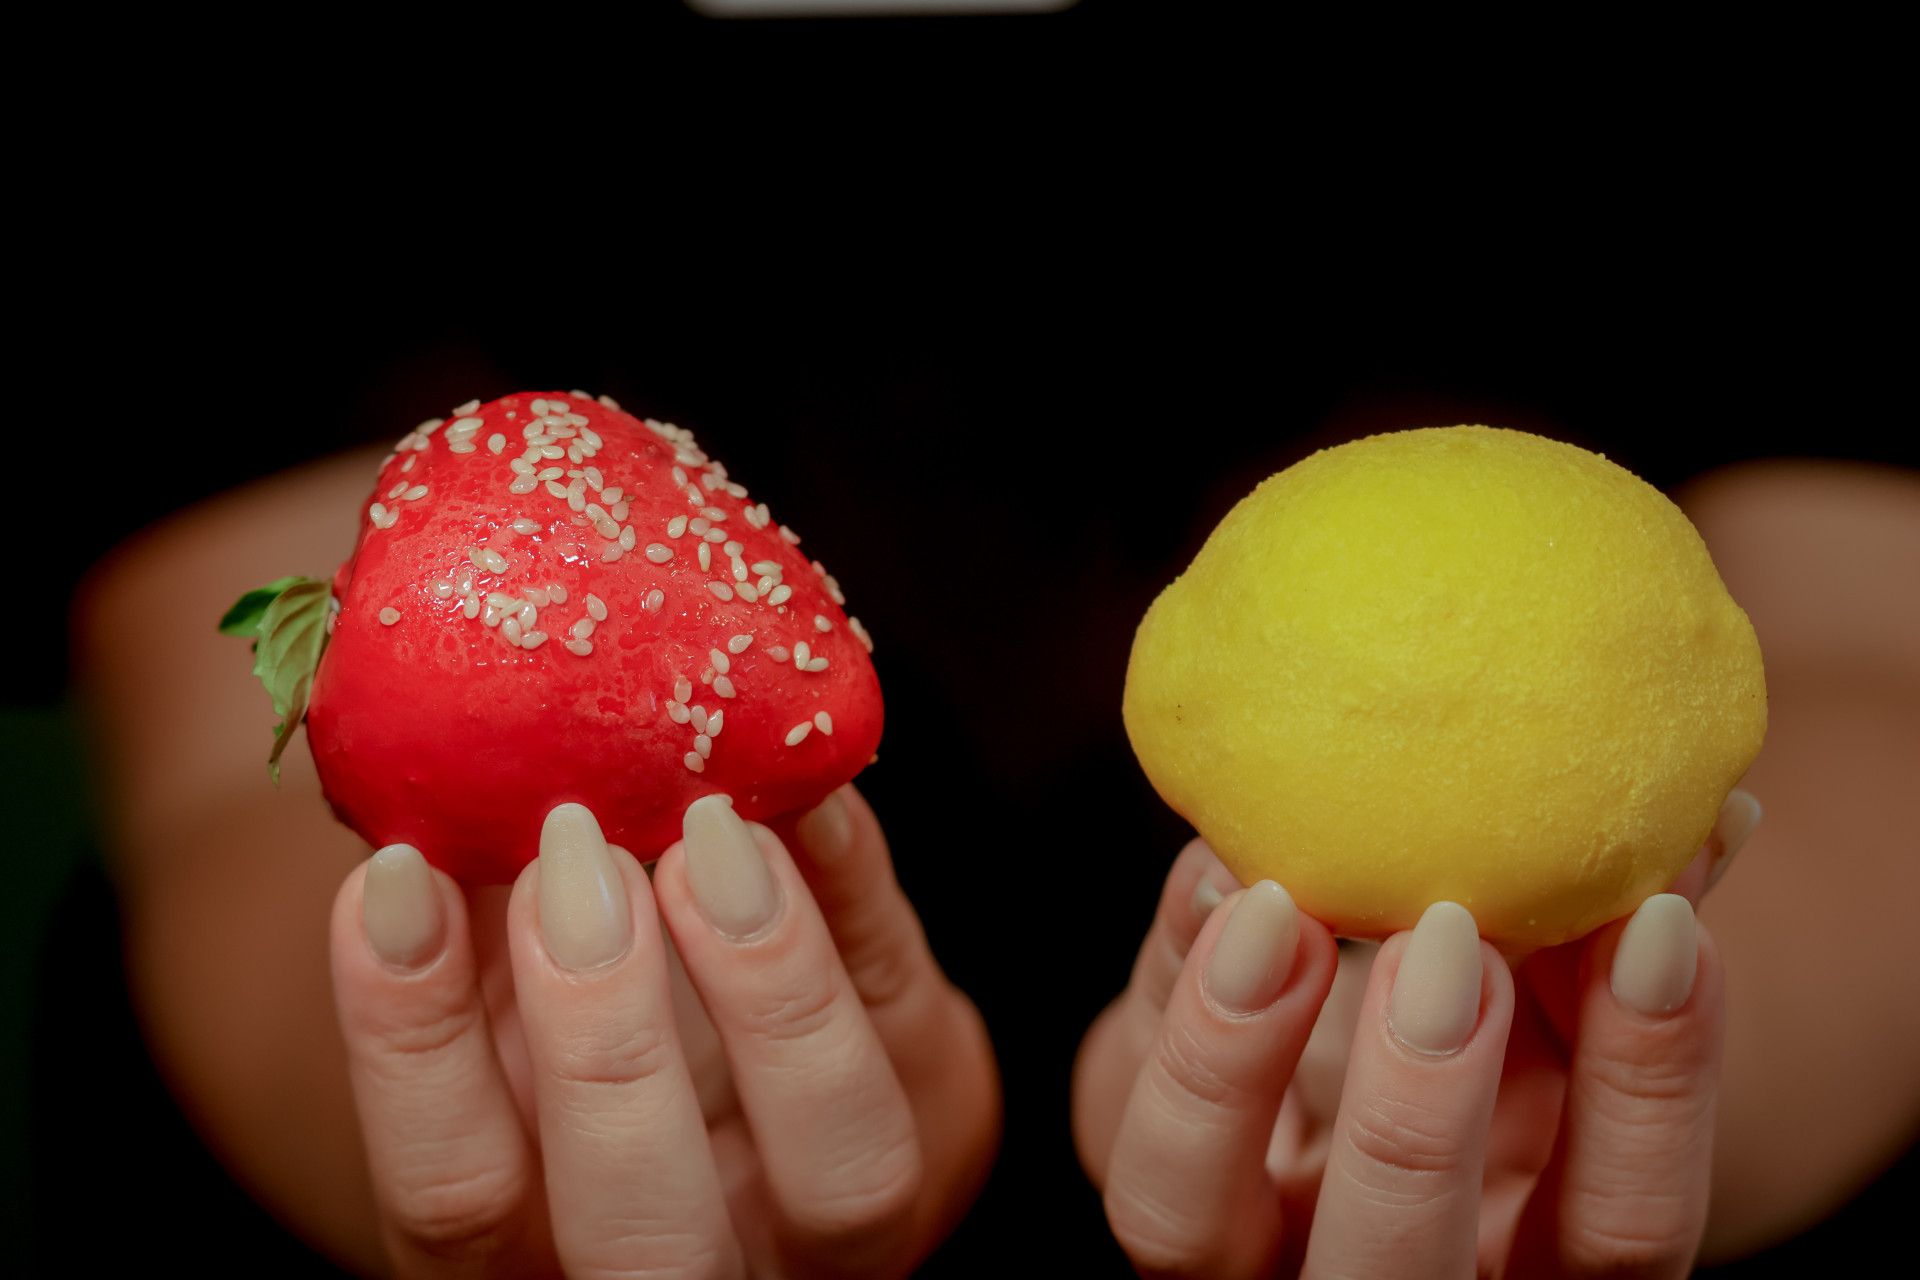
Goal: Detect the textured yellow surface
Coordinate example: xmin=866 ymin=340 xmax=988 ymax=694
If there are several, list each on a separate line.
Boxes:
xmin=1124 ymin=427 xmax=1767 ymax=948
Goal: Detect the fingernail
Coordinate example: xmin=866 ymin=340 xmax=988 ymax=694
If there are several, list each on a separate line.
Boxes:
xmin=539 ymin=804 xmax=632 ymax=970
xmin=364 ymin=845 xmax=444 ymax=969
xmin=1205 ymin=881 xmax=1301 ymax=1012
xmin=796 ymin=789 xmax=853 ymax=863
xmin=1389 ymin=901 xmax=1483 ymax=1055
xmin=1611 ymin=893 xmax=1698 ymax=1015
xmin=684 ymin=795 xmax=780 ymax=937
xmin=1704 ymin=789 xmax=1762 ymax=894
xmin=1190 ymin=877 xmax=1225 ymax=919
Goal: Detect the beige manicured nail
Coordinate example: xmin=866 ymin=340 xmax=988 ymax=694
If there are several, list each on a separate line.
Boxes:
xmin=1191 ymin=877 xmax=1225 ymax=919
xmin=1205 ymin=881 xmax=1301 ymax=1012
xmin=1612 ymin=893 xmax=1698 ymax=1015
xmin=1704 ymin=789 xmax=1762 ymax=894
xmin=364 ymin=844 xmax=444 ymax=968
xmin=539 ymin=804 xmax=632 ymax=970
xmin=1388 ymin=901 xmax=1483 ymax=1055
xmin=796 ymin=789 xmax=853 ymax=863
xmin=684 ymin=795 xmax=780 ymax=937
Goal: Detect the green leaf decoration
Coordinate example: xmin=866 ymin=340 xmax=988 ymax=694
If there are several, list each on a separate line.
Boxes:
xmin=220 ymin=577 xmax=333 ymax=784
xmin=218 ymin=575 xmax=311 ymax=637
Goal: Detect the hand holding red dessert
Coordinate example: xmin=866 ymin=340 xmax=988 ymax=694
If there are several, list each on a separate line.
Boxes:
xmin=334 ymin=785 xmax=998 ymax=1279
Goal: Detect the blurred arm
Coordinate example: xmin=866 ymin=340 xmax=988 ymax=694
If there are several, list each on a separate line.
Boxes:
xmin=1680 ymin=461 xmax=1920 ymax=1261
xmin=75 ymin=448 xmax=390 ymax=1275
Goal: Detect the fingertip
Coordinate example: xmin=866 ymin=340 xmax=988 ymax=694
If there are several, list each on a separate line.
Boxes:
xmin=796 ymin=789 xmax=853 ymax=863
xmin=364 ymin=843 xmax=447 ymax=970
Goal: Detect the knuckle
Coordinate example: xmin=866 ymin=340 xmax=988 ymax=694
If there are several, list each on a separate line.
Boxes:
xmin=1341 ymin=1094 xmax=1471 ymax=1181
xmin=738 ymin=970 xmax=844 ymax=1044
xmin=783 ymin=1140 xmax=922 ymax=1254
xmin=546 ymin=1016 xmax=680 ymax=1088
xmin=383 ymin=1161 xmax=527 ymax=1259
xmin=363 ymin=1002 xmax=483 ymax=1062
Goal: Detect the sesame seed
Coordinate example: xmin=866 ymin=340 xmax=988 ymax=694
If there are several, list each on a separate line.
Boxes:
xmin=698 ymin=543 xmax=712 ymax=572
xmin=602 ymin=544 xmax=624 ymax=562
xmin=806 ymin=657 xmax=829 ymax=672
xmin=825 ymin=576 xmax=846 ymax=605
xmin=676 ymin=449 xmax=703 ymax=467
xmin=405 ymin=485 xmax=428 ymax=500
xmin=568 ymin=446 xmax=584 ymax=463
xmin=595 ymin=517 xmax=620 ymax=539
xmin=566 ymin=638 xmax=594 ymax=656
xmin=785 ymin=722 xmax=812 ymax=746
xmin=431 ymin=578 xmax=454 ymax=598
xmin=814 ymin=711 xmax=833 ymax=735
xmin=565 ymin=412 xmax=588 ymax=427
xmin=726 ymin=482 xmax=748 ymax=499
xmin=815 ymin=615 xmax=832 ymax=632
xmin=581 ymin=424 xmax=605 ymax=446
xmin=462 ymin=596 xmax=480 ymax=619
xmin=703 ymin=528 xmax=727 ymax=544
xmin=419 ymin=418 xmax=446 ymax=435
xmin=767 ymin=584 xmax=793 ymax=605
xmin=675 ymin=677 xmax=693 ymax=702
xmin=402 ymin=455 xmax=416 ymax=473
xmin=369 ymin=502 xmax=389 ymax=525
xmin=757 ymin=576 xmax=777 ymax=595
xmin=513 ymin=518 xmax=541 ymax=534
xmin=768 ymin=646 xmax=791 ymax=662
xmin=602 ymin=486 xmax=623 ymax=504
xmin=530 ymin=399 xmax=550 ymax=415
xmin=479 ymin=548 xmax=509 ymax=574
xmin=379 ymin=607 xmax=400 ymax=625
xmin=522 ymin=630 xmax=548 ymax=649
xmin=727 ymin=634 xmax=752 ymax=654
xmin=503 ymin=616 xmax=523 ymax=645
xmin=541 ymin=445 xmax=565 ymax=460
xmin=453 ymin=399 xmax=480 ymax=416
xmin=780 ymin=525 xmax=801 ymax=544
xmin=694 ymin=734 xmax=712 ymax=759
xmin=731 ymin=558 xmax=748 ymax=583
xmin=510 ymin=479 xmax=538 ymax=494
xmin=686 ymin=486 xmax=705 ymax=504
xmin=388 ymin=481 xmax=408 ymax=499
xmin=584 ymin=467 xmax=603 ymax=490
xmin=595 ymin=396 xmax=618 ymax=412
xmin=517 ymin=603 xmax=537 ymax=627
xmin=714 ymin=676 xmax=736 ymax=698
xmin=548 ymin=584 xmax=569 ymax=604
xmin=848 ymin=617 xmax=873 ymax=652
xmin=707 ymin=581 xmax=733 ymax=601
xmin=691 ymin=705 xmax=709 ymax=733
xmin=668 ymin=701 xmax=692 ymax=724
xmin=672 ymin=466 xmax=688 ymax=486
xmin=488 ymin=433 xmax=506 ymax=454
xmin=486 ymin=593 xmax=519 ymax=609
xmin=702 ymin=668 xmax=714 ymax=683
xmin=537 ymin=467 xmax=563 ymax=481
xmin=751 ymin=560 xmax=781 ymax=576
xmin=645 ymin=543 xmax=673 ymax=564
xmin=448 ymin=441 xmax=478 ymax=453
xmin=702 ymin=506 xmax=728 ymax=522
xmin=619 ymin=526 xmax=636 ymax=551
xmin=524 ymin=586 xmax=550 ymax=606
xmin=724 ymin=540 xmax=743 ymax=557
xmin=450 ymin=416 xmax=484 ymax=433
xmin=689 ymin=517 xmax=710 ymax=535
xmin=643 ymin=589 xmax=664 ymax=612
xmin=736 ymin=583 xmax=759 ymax=603
xmin=482 ymin=604 xmax=504 ymax=627
xmin=610 ymin=501 xmax=629 ymax=521
xmin=511 ymin=460 xmax=535 ymax=476
xmin=568 ymin=489 xmax=586 ymax=513
xmin=701 ymin=472 xmax=722 ymax=491
xmin=709 ymin=648 xmax=730 ymax=675
xmin=667 ymin=516 xmax=688 ymax=538
xmin=794 ymin=641 xmax=812 ymax=666
xmin=586 ymin=593 xmax=608 ymax=621
xmin=684 ymin=752 xmax=705 ymax=773
xmin=572 ymin=617 xmax=594 ymax=641
xmin=545 ymin=480 xmax=569 ymax=500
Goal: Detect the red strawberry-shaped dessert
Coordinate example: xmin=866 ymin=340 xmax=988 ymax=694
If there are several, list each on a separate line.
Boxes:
xmin=220 ymin=392 xmax=882 ymax=883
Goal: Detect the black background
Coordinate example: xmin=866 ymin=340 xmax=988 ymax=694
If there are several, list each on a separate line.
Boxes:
xmin=13 ymin=2 xmax=1912 ymax=1274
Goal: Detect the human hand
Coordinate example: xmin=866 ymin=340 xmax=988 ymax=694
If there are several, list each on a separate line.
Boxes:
xmin=1072 ymin=795 xmax=1760 ymax=1278
xmin=330 ymin=785 xmax=999 ymax=1278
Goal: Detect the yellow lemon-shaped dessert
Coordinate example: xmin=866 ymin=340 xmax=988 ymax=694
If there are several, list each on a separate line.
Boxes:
xmin=1124 ymin=426 xmax=1765 ymax=949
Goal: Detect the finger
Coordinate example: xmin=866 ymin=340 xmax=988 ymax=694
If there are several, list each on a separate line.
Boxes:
xmin=330 ymin=846 xmax=542 ymax=1276
xmin=1102 ymin=882 xmax=1340 ymax=1279
xmin=1507 ymin=895 xmax=1725 ymax=1278
xmin=1304 ymin=902 xmax=1515 ymax=1280
xmin=1665 ymin=788 xmax=1765 ymax=908
xmin=507 ymin=804 xmax=742 ymax=1280
xmin=786 ymin=786 xmax=999 ymax=1241
xmin=1073 ymin=837 xmax=1243 ymax=1182
xmin=655 ymin=796 xmax=925 ymax=1275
